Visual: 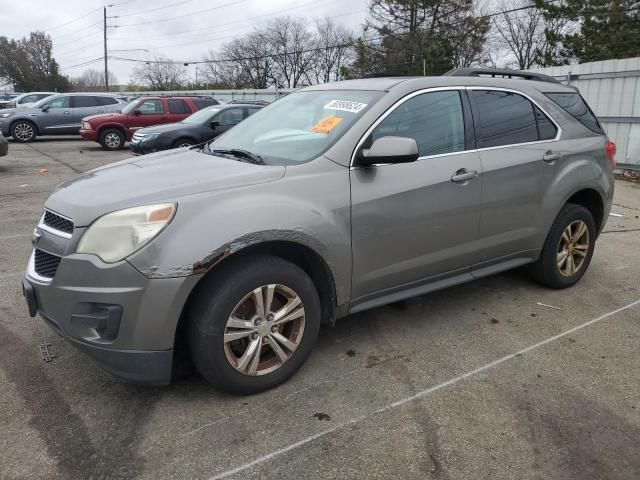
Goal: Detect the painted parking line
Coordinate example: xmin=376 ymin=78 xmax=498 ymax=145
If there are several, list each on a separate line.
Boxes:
xmin=0 ymin=234 xmax=29 ymax=240
xmin=208 ymin=298 xmax=640 ymax=480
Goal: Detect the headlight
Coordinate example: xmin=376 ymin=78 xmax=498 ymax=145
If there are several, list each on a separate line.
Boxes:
xmin=0 ymin=112 xmax=14 ymax=118
xmin=77 ymin=203 xmax=176 ymax=263
xmin=142 ymin=133 xmax=160 ymax=141
xmin=82 ymin=121 xmax=91 ymax=129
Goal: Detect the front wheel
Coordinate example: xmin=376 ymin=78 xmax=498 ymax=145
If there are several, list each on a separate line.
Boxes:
xmin=99 ymin=128 xmax=125 ymax=150
xmin=530 ymin=203 xmax=596 ymax=289
xmin=173 ymin=138 xmax=195 ymax=148
xmin=11 ymin=121 xmax=36 ymax=142
xmin=187 ymin=255 xmax=321 ymax=394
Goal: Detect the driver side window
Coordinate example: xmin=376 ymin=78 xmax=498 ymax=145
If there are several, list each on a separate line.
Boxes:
xmin=44 ymin=97 xmax=70 ymax=109
xmin=217 ymin=108 xmax=243 ymax=126
xmin=369 ymin=91 xmax=465 ymax=157
xmin=137 ymin=99 xmax=163 ymax=115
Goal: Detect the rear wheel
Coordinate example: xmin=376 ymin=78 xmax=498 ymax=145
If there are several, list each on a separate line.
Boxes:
xmin=99 ymin=128 xmax=125 ymax=150
xmin=530 ymin=203 xmax=596 ymax=288
xmin=187 ymin=255 xmax=321 ymax=394
xmin=11 ymin=121 xmax=36 ymax=142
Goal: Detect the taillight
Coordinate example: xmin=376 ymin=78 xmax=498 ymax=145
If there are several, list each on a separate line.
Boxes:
xmin=606 ymin=137 xmax=616 ymax=169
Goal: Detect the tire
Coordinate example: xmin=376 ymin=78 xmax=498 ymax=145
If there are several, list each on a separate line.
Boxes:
xmin=173 ymin=138 xmax=195 ymax=148
xmin=530 ymin=203 xmax=596 ymax=289
xmin=11 ymin=121 xmax=36 ymax=142
xmin=99 ymin=128 xmax=125 ymax=150
xmin=187 ymin=255 xmax=321 ymax=395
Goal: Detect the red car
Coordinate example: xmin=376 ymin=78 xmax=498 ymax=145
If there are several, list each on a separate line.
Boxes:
xmin=80 ymin=96 xmax=218 ymax=150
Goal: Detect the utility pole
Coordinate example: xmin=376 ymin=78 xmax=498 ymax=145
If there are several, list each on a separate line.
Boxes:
xmin=103 ymin=6 xmax=109 ymax=92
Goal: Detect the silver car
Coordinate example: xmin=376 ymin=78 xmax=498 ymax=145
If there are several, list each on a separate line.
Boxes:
xmin=0 ymin=93 xmax=125 ymax=142
xmin=23 ymin=70 xmax=615 ymax=394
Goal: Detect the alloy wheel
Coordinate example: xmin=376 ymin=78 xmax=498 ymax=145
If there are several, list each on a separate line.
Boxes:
xmin=223 ymin=284 xmax=305 ymax=376
xmin=557 ymin=220 xmax=590 ymax=277
xmin=14 ymin=123 xmax=34 ymax=141
xmin=104 ymin=132 xmax=121 ymax=148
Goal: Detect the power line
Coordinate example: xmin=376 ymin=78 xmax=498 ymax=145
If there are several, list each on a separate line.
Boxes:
xmin=51 ymin=20 xmax=102 ymax=41
xmin=111 ymin=0 xmax=194 ymax=18
xmin=115 ymin=0 xmax=247 ymax=27
xmin=45 ymin=7 xmax=102 ymax=31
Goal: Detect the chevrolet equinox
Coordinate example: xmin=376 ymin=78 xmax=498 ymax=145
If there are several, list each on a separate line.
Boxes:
xmin=23 ymin=69 xmax=615 ymax=394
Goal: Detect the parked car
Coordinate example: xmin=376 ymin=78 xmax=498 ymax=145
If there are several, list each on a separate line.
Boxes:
xmin=0 ymin=93 xmax=126 ymax=142
xmin=130 ymin=103 xmax=262 ymax=155
xmin=8 ymin=92 xmax=56 ymax=108
xmin=81 ymin=96 xmax=219 ymax=150
xmin=0 ymin=94 xmax=18 ymax=109
xmin=23 ymin=69 xmax=615 ymax=394
xmin=0 ymin=131 xmax=7 ymax=157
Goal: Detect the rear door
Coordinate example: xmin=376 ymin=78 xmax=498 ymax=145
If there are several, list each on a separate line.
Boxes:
xmin=71 ymin=96 xmax=103 ymax=127
xmin=468 ymin=88 xmax=560 ymax=266
xmin=167 ymin=98 xmax=193 ymax=123
xmin=38 ymin=96 xmax=74 ymax=134
xmin=350 ymin=89 xmax=483 ymax=303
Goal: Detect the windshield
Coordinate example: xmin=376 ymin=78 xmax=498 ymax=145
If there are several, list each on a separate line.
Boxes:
xmin=209 ymin=90 xmax=384 ymax=164
xmin=183 ymin=106 xmax=223 ymax=124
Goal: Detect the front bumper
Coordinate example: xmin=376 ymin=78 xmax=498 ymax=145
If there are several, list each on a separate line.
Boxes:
xmin=0 ymin=135 xmax=7 ymax=156
xmin=130 ymin=138 xmax=168 ymax=155
xmin=23 ymin=249 xmax=200 ymax=385
xmin=79 ymin=128 xmax=98 ymax=142
xmin=0 ymin=120 xmax=10 ymax=136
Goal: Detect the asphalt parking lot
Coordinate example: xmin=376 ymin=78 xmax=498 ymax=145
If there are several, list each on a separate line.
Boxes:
xmin=1 ymin=137 xmax=639 ymax=480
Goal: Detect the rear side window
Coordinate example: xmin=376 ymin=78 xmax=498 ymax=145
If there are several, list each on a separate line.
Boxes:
xmin=193 ymin=98 xmax=218 ymax=109
xmin=96 ymin=96 xmax=119 ymax=106
xmin=534 ymin=106 xmax=557 ymax=140
xmin=370 ymin=90 xmax=466 ymax=157
xmin=72 ymin=96 xmax=99 ymax=108
xmin=471 ymin=90 xmax=538 ymax=148
xmin=545 ymin=92 xmax=603 ymax=134
xmin=247 ymin=107 xmax=261 ymax=117
xmin=168 ymin=99 xmax=191 ymax=114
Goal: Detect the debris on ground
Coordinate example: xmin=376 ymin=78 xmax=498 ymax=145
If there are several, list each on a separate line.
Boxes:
xmin=609 ymin=212 xmax=624 ymax=217
xmin=536 ymin=302 xmax=562 ymax=311
xmin=345 ymin=349 xmax=356 ymax=357
xmin=37 ymin=168 xmax=48 ymax=174
xmin=313 ymin=412 xmax=331 ymax=421
xmin=38 ymin=342 xmax=56 ymax=362
xmin=615 ymin=170 xmax=640 ymax=184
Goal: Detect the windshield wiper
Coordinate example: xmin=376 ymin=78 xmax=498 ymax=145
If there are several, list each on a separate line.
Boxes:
xmin=207 ymin=147 xmax=265 ymax=165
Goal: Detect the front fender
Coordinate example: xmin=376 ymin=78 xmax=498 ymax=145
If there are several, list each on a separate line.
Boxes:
xmin=127 ymin=157 xmax=352 ymax=305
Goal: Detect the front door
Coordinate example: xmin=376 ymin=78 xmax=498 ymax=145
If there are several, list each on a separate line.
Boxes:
xmin=129 ymin=99 xmax=167 ymax=134
xmin=350 ymin=89 xmax=483 ymax=302
xmin=38 ymin=96 xmax=74 ymax=134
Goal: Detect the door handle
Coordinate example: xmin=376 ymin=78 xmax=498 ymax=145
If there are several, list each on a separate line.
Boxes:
xmin=543 ymin=151 xmax=560 ymax=163
xmin=451 ymin=168 xmax=478 ymax=184
xmin=63 ymin=111 xmax=71 ymax=115
xmin=97 ymin=110 xmax=104 ymax=113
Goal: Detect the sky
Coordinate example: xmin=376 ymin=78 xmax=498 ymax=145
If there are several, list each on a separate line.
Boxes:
xmin=0 ymin=0 xmax=369 ymax=86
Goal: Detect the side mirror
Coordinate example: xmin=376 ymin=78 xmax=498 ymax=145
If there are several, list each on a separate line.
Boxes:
xmin=133 ymin=109 xmax=142 ymax=116
xmin=41 ymin=106 xmax=49 ymax=112
xmin=210 ymin=120 xmax=220 ymax=129
xmin=358 ymin=136 xmax=419 ymax=167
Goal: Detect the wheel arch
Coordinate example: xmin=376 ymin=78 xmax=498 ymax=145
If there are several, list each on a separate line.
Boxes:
xmin=565 ymin=188 xmax=605 ymax=233
xmin=173 ymin=136 xmax=198 ymax=146
xmin=97 ymin=123 xmax=127 ymax=139
xmin=173 ymin=239 xmax=339 ymax=352
xmin=10 ymin=118 xmax=39 ymax=136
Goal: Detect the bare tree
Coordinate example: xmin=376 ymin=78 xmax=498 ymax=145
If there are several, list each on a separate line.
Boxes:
xmin=310 ymin=18 xmax=354 ymax=83
xmin=130 ymin=56 xmax=186 ymax=90
xmin=264 ymin=17 xmax=315 ymax=88
xmin=71 ymin=68 xmax=117 ymax=91
xmin=492 ymin=0 xmax=567 ymax=69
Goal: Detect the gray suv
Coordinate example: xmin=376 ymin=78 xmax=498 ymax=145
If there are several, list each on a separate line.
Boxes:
xmin=22 ymin=70 xmax=615 ymax=394
xmin=0 ymin=93 xmax=125 ymax=142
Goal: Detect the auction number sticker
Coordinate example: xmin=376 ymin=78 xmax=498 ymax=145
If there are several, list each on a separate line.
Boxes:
xmin=311 ymin=115 xmax=343 ymax=134
xmin=324 ymin=100 xmax=368 ymax=114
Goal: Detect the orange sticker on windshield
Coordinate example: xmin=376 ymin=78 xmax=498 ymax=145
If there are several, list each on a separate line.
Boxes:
xmin=311 ymin=115 xmax=343 ymax=134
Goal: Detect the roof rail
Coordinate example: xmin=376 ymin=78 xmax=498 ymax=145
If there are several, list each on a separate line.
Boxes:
xmin=443 ymin=68 xmax=560 ymax=84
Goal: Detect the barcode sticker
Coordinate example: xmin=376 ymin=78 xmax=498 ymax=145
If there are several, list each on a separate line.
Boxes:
xmin=324 ymin=100 xmax=368 ymax=114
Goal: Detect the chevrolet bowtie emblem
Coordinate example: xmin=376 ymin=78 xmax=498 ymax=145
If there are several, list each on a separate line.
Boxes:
xmin=31 ymin=228 xmax=42 ymax=245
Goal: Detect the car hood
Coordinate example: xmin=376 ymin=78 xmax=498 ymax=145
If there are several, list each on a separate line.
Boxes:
xmin=45 ymin=148 xmax=285 ymax=226
xmin=138 ymin=123 xmax=192 ymax=135
xmin=84 ymin=112 xmax=125 ymax=123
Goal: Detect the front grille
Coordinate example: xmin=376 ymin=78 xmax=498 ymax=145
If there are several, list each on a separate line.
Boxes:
xmin=43 ymin=210 xmax=73 ymax=234
xmin=34 ymin=249 xmax=62 ymax=278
